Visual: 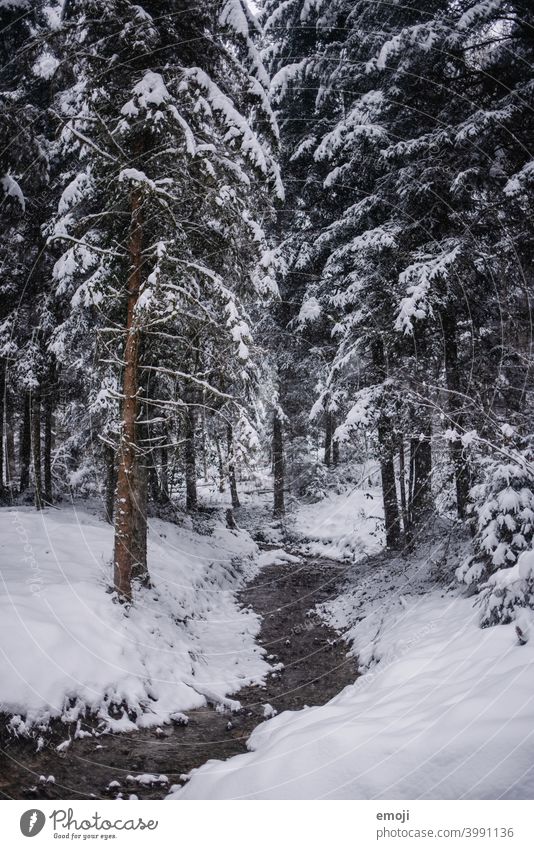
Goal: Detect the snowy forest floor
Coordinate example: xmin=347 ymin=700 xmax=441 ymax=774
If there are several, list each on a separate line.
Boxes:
xmin=1 ymin=546 xmax=355 ymax=800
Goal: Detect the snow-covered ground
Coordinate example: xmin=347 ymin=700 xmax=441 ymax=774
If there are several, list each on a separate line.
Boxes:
xmin=0 ymin=505 xmax=269 ymax=733
xmin=290 ymin=486 xmax=384 ymax=561
xmin=169 ymin=514 xmax=534 ymax=800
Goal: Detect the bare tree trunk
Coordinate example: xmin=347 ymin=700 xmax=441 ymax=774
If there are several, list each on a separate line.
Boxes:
xmin=160 ymin=440 xmax=169 ymax=502
xmin=324 ymin=410 xmax=333 ymax=466
xmin=32 ymin=388 xmax=43 ymax=509
xmin=19 ymin=391 xmax=31 ymax=494
xmin=5 ymin=400 xmax=15 ymax=491
xmin=273 ymin=408 xmax=284 ymax=517
xmin=43 ymin=364 xmax=55 ymax=504
xmin=184 ymin=401 xmax=197 ymax=511
xmin=378 ymin=418 xmax=401 ymax=548
xmin=113 ymin=185 xmax=146 ymax=602
xmin=104 ymin=443 xmax=116 ymax=524
xmin=332 ymin=415 xmax=339 ymax=466
xmin=0 ymin=359 xmax=5 ymax=493
xmin=442 ymin=310 xmax=469 ymax=518
xmin=410 ymin=416 xmax=433 ymax=526
xmin=201 ymin=398 xmax=208 ymax=482
xmin=227 ymin=423 xmax=240 ymax=509
xmin=131 ymin=456 xmax=149 ymax=585
xmin=398 ymin=435 xmax=409 ymax=533
xmin=215 ymin=429 xmax=225 ymax=493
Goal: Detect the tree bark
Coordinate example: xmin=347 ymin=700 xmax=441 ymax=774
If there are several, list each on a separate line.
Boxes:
xmin=32 ymin=388 xmax=43 ymax=509
xmin=104 ymin=443 xmax=116 ymax=524
xmin=113 ymin=184 xmax=146 ymax=602
xmin=332 ymin=415 xmax=339 ymax=466
xmin=227 ymin=422 xmax=240 ymax=509
xmin=19 ymin=391 xmax=31 ymax=494
xmin=409 ymin=415 xmax=433 ymax=526
xmin=273 ymin=408 xmax=285 ymax=517
xmin=324 ymin=410 xmax=333 ymax=466
xmin=184 ymin=401 xmax=197 ymax=511
xmin=398 ymin=435 xmax=409 ymax=533
xmin=215 ymin=429 xmax=225 ymax=493
xmin=442 ymin=310 xmax=470 ymax=518
xmin=378 ymin=418 xmax=401 ymax=548
xmin=43 ymin=364 xmax=55 ymax=504
xmin=131 ymin=456 xmax=148 ymax=585
xmin=0 ymin=358 xmax=5 ymax=493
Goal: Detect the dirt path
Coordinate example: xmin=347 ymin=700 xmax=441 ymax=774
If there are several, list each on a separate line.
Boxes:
xmin=0 ymin=554 xmax=356 ymax=800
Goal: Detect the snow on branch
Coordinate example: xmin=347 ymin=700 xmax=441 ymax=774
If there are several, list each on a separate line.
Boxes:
xmin=395 ymin=243 xmax=462 ymax=334
xmin=180 ymin=67 xmax=269 ymax=174
xmin=1 ymin=174 xmax=25 ymax=211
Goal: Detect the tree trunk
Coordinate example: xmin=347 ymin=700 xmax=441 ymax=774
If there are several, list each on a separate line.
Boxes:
xmin=104 ymin=443 xmax=116 ymax=524
xmin=43 ymin=365 xmax=55 ymax=504
xmin=442 ymin=310 xmax=470 ymax=519
xmin=5 ymin=401 xmax=15 ymax=491
xmin=273 ymin=408 xmax=285 ymax=517
xmin=378 ymin=418 xmax=401 ymax=548
xmin=332 ymin=416 xmax=339 ymax=466
xmin=19 ymin=391 xmax=31 ymax=494
xmin=32 ymin=388 xmax=43 ymax=509
xmin=0 ymin=358 xmax=5 ymax=493
xmin=184 ymin=402 xmax=197 ymax=511
xmin=160 ymin=441 xmax=169 ymax=502
xmin=113 ymin=184 xmax=146 ymax=602
xmin=409 ymin=415 xmax=433 ymax=526
xmin=398 ymin=435 xmax=409 ymax=533
xmin=215 ymin=430 xmax=225 ymax=493
xmin=227 ymin=423 xmax=240 ymax=509
xmin=131 ymin=456 xmax=149 ymax=585
xmin=324 ymin=410 xmax=333 ymax=466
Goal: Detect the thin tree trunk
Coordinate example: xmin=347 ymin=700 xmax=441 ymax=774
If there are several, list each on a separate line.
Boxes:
xmin=201 ymin=399 xmax=208 ymax=482
xmin=184 ymin=401 xmax=197 ymax=511
xmin=131 ymin=456 xmax=148 ymax=585
xmin=32 ymin=388 xmax=43 ymax=509
xmin=410 ymin=416 xmax=433 ymax=526
xmin=227 ymin=423 xmax=240 ymax=509
xmin=113 ymin=184 xmax=146 ymax=602
xmin=43 ymin=366 xmax=55 ymax=504
xmin=215 ymin=430 xmax=225 ymax=493
xmin=104 ymin=443 xmax=116 ymax=524
xmin=398 ymin=435 xmax=409 ymax=533
xmin=442 ymin=310 xmax=470 ymax=519
xmin=378 ymin=418 xmax=401 ymax=548
xmin=324 ymin=410 xmax=333 ymax=466
xmin=160 ymin=441 xmax=169 ymax=502
xmin=19 ymin=391 xmax=31 ymax=494
xmin=273 ymin=408 xmax=284 ymax=517
xmin=0 ymin=358 xmax=5 ymax=492
xmin=332 ymin=415 xmax=339 ymax=466
xmin=6 ymin=400 xmax=15 ymax=491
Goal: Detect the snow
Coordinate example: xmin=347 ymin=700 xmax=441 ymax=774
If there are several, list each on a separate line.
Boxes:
xmin=0 ymin=506 xmax=270 ymax=731
xmin=169 ymin=592 xmax=534 ymax=799
xmin=1 ymin=174 xmax=25 ymax=211
xmin=32 ymin=51 xmax=60 ymax=80
xmin=291 ymin=487 xmax=384 ymax=561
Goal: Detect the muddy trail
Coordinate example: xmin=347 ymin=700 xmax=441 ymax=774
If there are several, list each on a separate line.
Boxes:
xmin=0 ymin=554 xmax=357 ymax=800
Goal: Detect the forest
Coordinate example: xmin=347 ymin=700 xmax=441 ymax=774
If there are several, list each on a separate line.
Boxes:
xmin=1 ymin=0 xmax=534 ymax=803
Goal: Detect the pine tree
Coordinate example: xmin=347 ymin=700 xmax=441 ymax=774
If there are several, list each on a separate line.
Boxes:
xmin=48 ymin=0 xmax=279 ymax=600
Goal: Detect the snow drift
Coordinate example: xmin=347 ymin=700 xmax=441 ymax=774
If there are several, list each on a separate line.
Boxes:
xmin=0 ymin=505 xmax=269 ymax=733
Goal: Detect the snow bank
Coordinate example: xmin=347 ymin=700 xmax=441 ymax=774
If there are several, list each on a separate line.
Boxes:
xmin=0 ymin=506 xmax=269 ymax=732
xmin=169 ymin=594 xmax=534 ymax=799
xmin=292 ymin=487 xmax=384 ymax=561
